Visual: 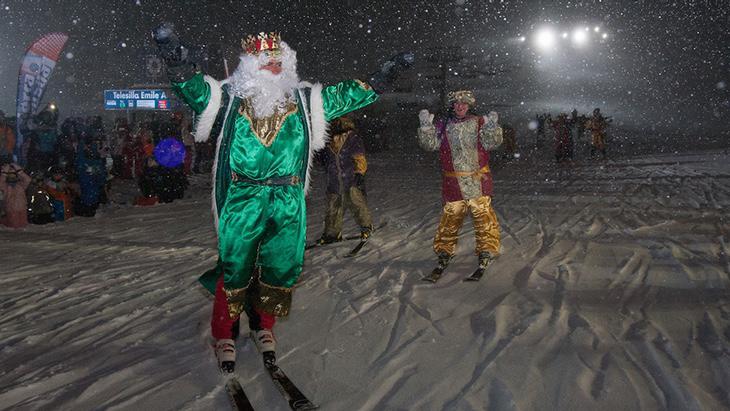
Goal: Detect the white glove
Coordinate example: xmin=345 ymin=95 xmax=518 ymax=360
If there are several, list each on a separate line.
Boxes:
xmin=483 ymin=111 xmax=499 ymax=130
xmin=418 ymin=109 xmax=434 ymax=128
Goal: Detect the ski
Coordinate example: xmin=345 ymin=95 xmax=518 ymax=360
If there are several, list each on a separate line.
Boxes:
xmin=305 ymin=238 xmax=347 ymax=251
xmin=262 ymin=352 xmax=318 ymax=410
xmin=463 ymin=267 xmax=486 ymax=282
xmin=305 ymin=221 xmax=387 ymax=251
xmin=344 ymin=239 xmax=367 ymax=258
xmin=225 ymin=377 xmax=255 ymax=411
xmin=422 ymin=264 xmax=447 ymax=283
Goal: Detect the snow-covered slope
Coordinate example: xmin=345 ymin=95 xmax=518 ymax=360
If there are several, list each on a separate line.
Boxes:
xmin=1 ymin=149 xmax=729 ymax=410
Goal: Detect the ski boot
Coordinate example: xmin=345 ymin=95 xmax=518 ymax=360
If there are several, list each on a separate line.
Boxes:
xmin=465 ymin=252 xmax=496 ymax=282
xmin=316 ymin=233 xmax=342 ymax=245
xmin=215 ymin=338 xmax=236 ymax=373
xmin=423 ymin=252 xmax=453 ymax=283
xmin=438 ymin=252 xmax=453 ymax=268
xmin=251 ymin=328 xmax=276 ymax=354
xmin=360 ymin=224 xmax=374 ymax=240
xmin=478 ymin=251 xmax=497 ymax=269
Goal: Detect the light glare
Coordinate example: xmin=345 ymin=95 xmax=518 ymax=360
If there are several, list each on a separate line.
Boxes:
xmin=572 ymin=28 xmax=588 ymax=46
xmin=534 ymin=27 xmax=557 ymax=52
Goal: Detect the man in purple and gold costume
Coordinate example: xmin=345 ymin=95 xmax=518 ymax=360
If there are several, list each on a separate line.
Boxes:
xmin=417 ymin=90 xmax=503 ymax=281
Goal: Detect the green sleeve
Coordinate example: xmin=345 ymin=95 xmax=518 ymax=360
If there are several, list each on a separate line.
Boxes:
xmin=171 ymin=72 xmax=211 ymax=115
xmin=322 ymin=79 xmax=379 ymax=121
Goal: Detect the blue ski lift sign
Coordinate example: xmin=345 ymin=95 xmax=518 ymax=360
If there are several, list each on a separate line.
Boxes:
xmin=104 ymin=89 xmax=171 ymax=110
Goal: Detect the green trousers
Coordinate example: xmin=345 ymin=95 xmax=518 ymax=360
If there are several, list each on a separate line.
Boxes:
xmin=218 ymin=182 xmax=306 ymax=317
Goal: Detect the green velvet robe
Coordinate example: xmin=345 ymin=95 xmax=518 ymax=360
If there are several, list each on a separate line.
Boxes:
xmin=171 ymin=72 xmax=377 ymax=316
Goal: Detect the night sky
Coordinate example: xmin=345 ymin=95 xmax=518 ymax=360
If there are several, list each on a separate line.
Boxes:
xmin=0 ymin=0 xmax=728 ymax=133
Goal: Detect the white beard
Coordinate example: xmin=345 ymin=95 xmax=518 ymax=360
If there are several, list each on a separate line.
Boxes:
xmin=228 ymin=42 xmax=301 ymax=118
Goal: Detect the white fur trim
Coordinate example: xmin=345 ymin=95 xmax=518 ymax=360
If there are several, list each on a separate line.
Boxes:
xmin=210 ymin=85 xmax=235 ymax=234
xmin=298 ymin=83 xmax=328 ymax=194
xmin=309 ymin=83 xmax=327 ymax=152
xmin=193 ymin=75 xmax=223 ymax=142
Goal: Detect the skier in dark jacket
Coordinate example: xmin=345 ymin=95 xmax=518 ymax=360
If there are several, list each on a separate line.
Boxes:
xmin=317 ymin=115 xmax=373 ymax=244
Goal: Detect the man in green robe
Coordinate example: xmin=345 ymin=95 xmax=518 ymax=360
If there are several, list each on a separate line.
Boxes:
xmin=153 ymin=24 xmax=411 ymax=372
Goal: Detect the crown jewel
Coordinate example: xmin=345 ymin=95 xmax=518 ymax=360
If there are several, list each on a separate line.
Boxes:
xmin=242 ymin=32 xmax=281 ymax=55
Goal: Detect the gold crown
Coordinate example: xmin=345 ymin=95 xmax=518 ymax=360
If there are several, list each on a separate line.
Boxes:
xmin=242 ymin=32 xmax=281 ymax=55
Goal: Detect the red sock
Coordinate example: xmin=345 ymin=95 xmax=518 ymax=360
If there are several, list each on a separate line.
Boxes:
xmin=257 ymin=308 xmax=276 ymax=330
xmin=211 ymin=276 xmax=237 ymax=340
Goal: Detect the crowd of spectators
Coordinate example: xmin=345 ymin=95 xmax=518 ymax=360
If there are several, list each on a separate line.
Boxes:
xmin=0 ymin=107 xmax=212 ymax=229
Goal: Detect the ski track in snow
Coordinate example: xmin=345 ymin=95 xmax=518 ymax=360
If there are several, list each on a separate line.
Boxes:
xmin=1 ymin=149 xmax=729 ymax=410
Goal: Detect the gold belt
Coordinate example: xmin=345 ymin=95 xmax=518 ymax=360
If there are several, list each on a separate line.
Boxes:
xmin=444 ymin=165 xmax=490 ymax=179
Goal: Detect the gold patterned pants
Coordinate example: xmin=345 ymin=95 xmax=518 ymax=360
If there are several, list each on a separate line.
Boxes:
xmin=323 ymin=187 xmax=372 ymax=239
xmin=433 ymin=196 xmax=501 ymax=256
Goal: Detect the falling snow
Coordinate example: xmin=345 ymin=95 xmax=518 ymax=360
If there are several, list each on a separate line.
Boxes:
xmin=0 ymin=1 xmax=728 ymax=409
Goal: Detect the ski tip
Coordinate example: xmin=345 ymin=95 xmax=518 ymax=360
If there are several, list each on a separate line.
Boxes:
xmin=292 ymin=400 xmax=319 ymax=410
xmin=463 ymin=272 xmax=485 ymax=282
xmin=291 ymin=397 xmax=319 ymax=409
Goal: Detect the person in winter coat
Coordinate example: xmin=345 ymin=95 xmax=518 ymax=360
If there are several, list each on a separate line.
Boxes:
xmin=552 ymin=113 xmax=573 ymax=163
xmin=45 ymin=166 xmax=75 ymax=221
xmin=417 ymin=89 xmax=503 ymax=279
xmin=0 ymin=163 xmax=31 ymax=228
xmin=56 ymin=118 xmax=78 ymax=179
xmin=316 ymin=115 xmax=373 ymax=244
xmin=585 ymin=108 xmax=611 ymax=159
xmin=75 ymin=134 xmax=107 ymax=217
xmin=27 ymin=107 xmax=58 ymax=173
xmin=26 ymin=171 xmax=55 ymax=225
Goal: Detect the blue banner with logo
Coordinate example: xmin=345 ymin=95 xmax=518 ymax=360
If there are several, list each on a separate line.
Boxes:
xmin=104 ymin=89 xmax=173 ymax=110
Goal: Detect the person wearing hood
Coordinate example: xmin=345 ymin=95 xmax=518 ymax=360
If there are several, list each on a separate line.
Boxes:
xmin=153 ymin=24 xmax=412 ymax=373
